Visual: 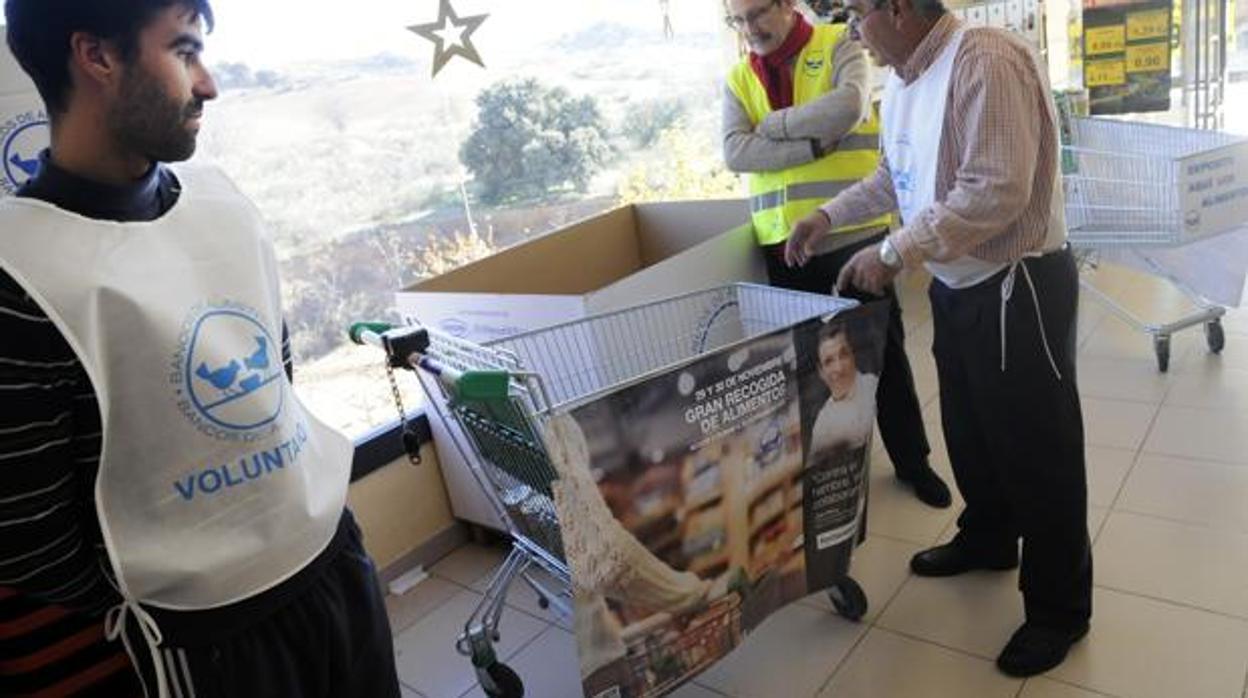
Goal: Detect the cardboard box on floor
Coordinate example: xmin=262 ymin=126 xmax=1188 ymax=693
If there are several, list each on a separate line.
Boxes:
xmin=395 ymin=198 xmax=767 ymax=529
xmin=396 ymin=199 xmax=764 ymax=342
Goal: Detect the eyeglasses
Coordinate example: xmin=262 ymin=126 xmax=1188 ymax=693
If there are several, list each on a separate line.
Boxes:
xmin=724 ymin=0 xmax=783 ymax=31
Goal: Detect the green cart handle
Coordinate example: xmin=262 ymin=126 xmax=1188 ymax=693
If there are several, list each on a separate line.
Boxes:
xmin=348 ymin=322 xmax=394 ymax=345
xmin=347 ymin=322 xmax=511 ymax=400
xmin=452 ymin=371 xmax=512 ymax=401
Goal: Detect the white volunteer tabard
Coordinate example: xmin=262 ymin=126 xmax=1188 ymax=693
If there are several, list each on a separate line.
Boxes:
xmin=881 ymin=28 xmax=1066 ymax=288
xmin=0 ymin=165 xmax=353 ymax=697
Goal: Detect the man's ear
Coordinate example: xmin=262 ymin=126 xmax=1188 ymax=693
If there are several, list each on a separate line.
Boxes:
xmin=68 ymin=32 xmax=123 ymax=90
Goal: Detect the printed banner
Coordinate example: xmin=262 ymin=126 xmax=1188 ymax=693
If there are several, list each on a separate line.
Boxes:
xmin=1082 ymin=0 xmax=1174 ymax=114
xmin=556 ymin=302 xmax=889 ymax=698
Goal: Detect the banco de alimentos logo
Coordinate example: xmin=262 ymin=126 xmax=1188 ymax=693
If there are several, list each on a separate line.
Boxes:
xmin=172 ymin=302 xmax=286 ymax=441
xmin=1 ymin=109 xmax=49 ymax=195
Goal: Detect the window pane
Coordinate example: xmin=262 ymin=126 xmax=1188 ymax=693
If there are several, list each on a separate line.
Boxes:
xmin=199 ymin=0 xmax=741 ymax=437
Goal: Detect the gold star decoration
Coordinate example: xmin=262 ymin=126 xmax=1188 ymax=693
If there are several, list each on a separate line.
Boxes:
xmin=407 ymin=0 xmax=489 ymax=78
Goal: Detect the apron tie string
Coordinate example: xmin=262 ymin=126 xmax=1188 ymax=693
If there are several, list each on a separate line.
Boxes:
xmin=1000 ymin=254 xmax=1063 ymax=382
xmin=103 ymin=576 xmax=170 ymax=698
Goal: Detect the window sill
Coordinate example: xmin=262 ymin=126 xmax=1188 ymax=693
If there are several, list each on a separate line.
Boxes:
xmin=350 ymin=410 xmax=433 ymax=482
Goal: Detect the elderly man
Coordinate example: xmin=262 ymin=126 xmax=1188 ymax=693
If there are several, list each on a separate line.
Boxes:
xmin=785 ymin=0 xmax=1091 ymax=677
xmin=722 ymin=0 xmax=951 ymax=509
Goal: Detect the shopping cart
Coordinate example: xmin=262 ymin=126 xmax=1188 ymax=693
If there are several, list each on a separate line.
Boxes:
xmin=1062 ymin=117 xmax=1248 ymax=371
xmin=350 ymin=283 xmax=868 ymax=698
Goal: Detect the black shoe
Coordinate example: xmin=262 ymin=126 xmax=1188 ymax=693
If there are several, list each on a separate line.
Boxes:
xmin=910 ymin=540 xmax=1018 ymax=577
xmin=996 ymin=622 xmax=1090 ymax=677
xmin=898 ymin=466 xmax=952 ymax=508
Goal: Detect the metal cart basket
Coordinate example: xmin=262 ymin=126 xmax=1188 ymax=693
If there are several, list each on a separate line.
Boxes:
xmin=351 ymin=283 xmax=866 ymax=698
xmin=1062 ymin=117 xmax=1248 ymax=370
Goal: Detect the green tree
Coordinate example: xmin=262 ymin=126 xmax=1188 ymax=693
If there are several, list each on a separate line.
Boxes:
xmin=618 ymin=123 xmax=741 ymax=205
xmin=621 ymin=97 xmax=687 ymax=148
xmin=460 ymin=78 xmax=611 ymax=204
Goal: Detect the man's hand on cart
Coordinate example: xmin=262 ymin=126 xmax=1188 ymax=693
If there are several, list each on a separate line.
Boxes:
xmin=784 ymin=210 xmax=834 ymax=268
xmin=837 ymin=242 xmax=899 ymax=297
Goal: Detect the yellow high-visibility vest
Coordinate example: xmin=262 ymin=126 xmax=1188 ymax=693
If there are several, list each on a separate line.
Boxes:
xmin=727 ymin=23 xmax=890 ymax=246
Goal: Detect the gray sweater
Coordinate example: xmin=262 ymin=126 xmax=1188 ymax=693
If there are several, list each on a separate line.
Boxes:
xmin=722 ymin=29 xmax=871 ymax=175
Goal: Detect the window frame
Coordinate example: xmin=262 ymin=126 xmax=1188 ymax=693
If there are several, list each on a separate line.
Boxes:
xmin=349 ymin=410 xmax=433 ymax=482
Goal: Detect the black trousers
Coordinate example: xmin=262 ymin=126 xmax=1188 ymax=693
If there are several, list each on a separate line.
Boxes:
xmin=764 ymin=232 xmax=932 ymax=477
xmin=929 ymin=247 xmax=1092 ymax=631
xmin=131 ymin=514 xmax=401 ymax=698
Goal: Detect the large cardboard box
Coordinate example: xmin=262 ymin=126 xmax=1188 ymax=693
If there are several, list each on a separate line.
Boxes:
xmin=395 ymin=199 xmax=768 ymax=528
xmin=397 ymin=199 xmax=764 ymax=341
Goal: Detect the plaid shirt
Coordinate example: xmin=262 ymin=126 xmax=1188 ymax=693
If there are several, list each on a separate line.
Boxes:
xmin=821 ymin=14 xmax=1064 ymax=267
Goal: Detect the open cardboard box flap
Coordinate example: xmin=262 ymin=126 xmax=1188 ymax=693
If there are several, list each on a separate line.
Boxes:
xmin=409 ymin=199 xmax=755 ymax=295
xmin=397 ymin=199 xmax=765 ymax=343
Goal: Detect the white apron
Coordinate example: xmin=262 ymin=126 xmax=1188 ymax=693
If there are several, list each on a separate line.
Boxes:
xmin=881 ymin=27 xmax=1069 ymax=377
xmin=0 ymin=165 xmax=352 ymax=696
xmin=881 ymin=29 xmax=1008 ymax=288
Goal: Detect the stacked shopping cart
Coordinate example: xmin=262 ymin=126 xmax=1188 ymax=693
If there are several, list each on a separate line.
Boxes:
xmin=1062 ymin=116 xmax=1248 ymax=370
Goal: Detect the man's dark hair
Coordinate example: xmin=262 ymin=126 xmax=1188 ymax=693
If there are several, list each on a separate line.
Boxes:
xmin=4 ymin=0 xmax=215 ymax=115
xmin=862 ymin=0 xmax=941 ymax=16
xmin=817 ymin=321 xmax=850 ymax=348
xmin=910 ymin=0 xmax=947 ymax=19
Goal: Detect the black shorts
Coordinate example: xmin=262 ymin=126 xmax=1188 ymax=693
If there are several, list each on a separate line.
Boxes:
xmin=129 ymin=512 xmax=400 ymax=698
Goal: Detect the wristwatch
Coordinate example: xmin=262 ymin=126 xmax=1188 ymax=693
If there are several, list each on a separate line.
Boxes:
xmin=879 ymin=238 xmax=903 ymax=269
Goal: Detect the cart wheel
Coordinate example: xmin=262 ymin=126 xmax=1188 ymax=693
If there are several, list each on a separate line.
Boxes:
xmin=480 ymin=662 xmax=524 ymax=698
xmin=1154 ymin=335 xmax=1171 ymax=373
xmin=1207 ymin=320 xmax=1226 ymax=355
xmin=537 ymin=594 xmax=550 ymax=610
xmin=828 ymin=577 xmax=868 ymax=622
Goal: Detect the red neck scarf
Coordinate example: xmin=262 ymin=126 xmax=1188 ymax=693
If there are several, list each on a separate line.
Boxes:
xmin=748 ymin=14 xmax=814 ymax=110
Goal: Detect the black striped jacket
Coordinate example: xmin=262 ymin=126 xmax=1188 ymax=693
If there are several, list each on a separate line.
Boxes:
xmin=0 ymin=267 xmax=293 ymax=696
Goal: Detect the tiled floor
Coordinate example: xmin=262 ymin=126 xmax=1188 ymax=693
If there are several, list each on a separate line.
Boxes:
xmin=387 ymin=263 xmax=1248 ymax=698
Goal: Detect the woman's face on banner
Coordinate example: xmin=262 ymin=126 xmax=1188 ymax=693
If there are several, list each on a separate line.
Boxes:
xmin=818 ymin=333 xmax=857 ymax=400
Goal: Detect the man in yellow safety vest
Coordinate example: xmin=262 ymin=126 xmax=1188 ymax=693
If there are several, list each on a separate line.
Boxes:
xmin=722 ymin=0 xmax=950 ymax=507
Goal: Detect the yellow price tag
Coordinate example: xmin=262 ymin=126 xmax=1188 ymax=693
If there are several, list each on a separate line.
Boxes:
xmin=1086 ymin=59 xmax=1126 ymax=86
xmin=1126 ymin=43 xmax=1169 ymax=73
xmin=1085 ymin=25 xmax=1126 ymax=55
xmin=1127 ymin=9 xmax=1170 ymax=40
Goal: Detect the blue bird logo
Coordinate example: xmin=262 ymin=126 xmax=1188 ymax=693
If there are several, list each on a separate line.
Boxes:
xmin=196 ymin=359 xmax=243 ymax=391
xmin=8 ymin=152 xmax=38 ymax=177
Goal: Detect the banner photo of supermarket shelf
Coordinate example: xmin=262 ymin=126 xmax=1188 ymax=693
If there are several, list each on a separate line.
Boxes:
xmin=565 ymin=302 xmax=888 ymax=698
xmin=1082 ymin=0 xmax=1173 ymax=114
